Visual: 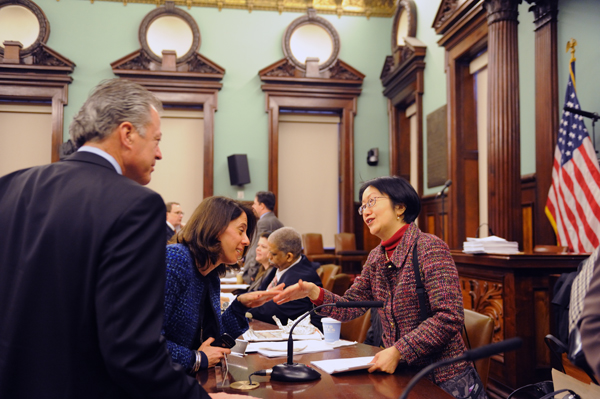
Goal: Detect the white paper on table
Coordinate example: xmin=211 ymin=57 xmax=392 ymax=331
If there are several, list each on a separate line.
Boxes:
xmin=220 ymin=284 xmax=249 ymax=290
xmin=253 ymin=339 xmax=356 ymax=357
xmin=242 ymin=328 xmax=323 ymax=342
xmin=220 ymin=277 xmax=238 ymax=284
xmin=311 ymin=356 xmax=375 ymax=374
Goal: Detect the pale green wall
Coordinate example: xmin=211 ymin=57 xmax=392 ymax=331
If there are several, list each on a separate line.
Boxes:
xmin=35 ymin=0 xmax=391 ymax=200
xmin=27 ymin=0 xmax=600 ymax=202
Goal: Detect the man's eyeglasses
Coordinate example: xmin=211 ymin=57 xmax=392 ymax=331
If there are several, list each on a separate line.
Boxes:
xmin=171 ymin=211 xmax=184 ymax=215
xmin=358 ymin=196 xmax=389 ymax=215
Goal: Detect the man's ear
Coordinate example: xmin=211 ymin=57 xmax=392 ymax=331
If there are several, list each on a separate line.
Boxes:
xmin=285 ymin=252 xmax=295 ymax=263
xmin=117 ymin=121 xmax=135 ymax=149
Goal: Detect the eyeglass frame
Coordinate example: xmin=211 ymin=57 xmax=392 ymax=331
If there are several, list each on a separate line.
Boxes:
xmin=170 ymin=211 xmax=184 ymax=215
xmin=358 ymin=196 xmax=390 ymax=215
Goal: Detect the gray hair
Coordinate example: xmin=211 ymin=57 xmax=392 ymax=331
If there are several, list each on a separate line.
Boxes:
xmin=269 ymin=227 xmax=303 ymax=258
xmin=69 ymin=78 xmax=163 ymax=148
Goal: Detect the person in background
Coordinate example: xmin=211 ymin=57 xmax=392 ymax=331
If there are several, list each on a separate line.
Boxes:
xmin=162 ymin=196 xmax=283 ymax=373
xmin=273 ymin=176 xmax=487 ymax=399
xmin=246 ymin=232 xmax=272 ymax=292
xmin=0 ymin=78 xmax=244 ymax=399
xmin=249 ymin=227 xmax=323 ymax=331
xmin=242 ymin=191 xmax=284 ymax=283
xmin=166 ymin=201 xmax=184 ymax=243
xmin=578 ymin=249 xmax=600 ymax=378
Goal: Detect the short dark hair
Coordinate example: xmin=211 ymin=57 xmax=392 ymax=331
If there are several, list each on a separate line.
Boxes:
xmin=175 ymin=196 xmax=257 ymax=276
xmin=165 ymin=202 xmax=179 ymax=212
xmin=255 ymin=191 xmax=276 ymax=211
xmin=358 ymin=176 xmax=421 ymax=224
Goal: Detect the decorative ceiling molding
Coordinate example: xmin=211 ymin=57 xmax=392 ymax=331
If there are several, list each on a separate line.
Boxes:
xmin=91 ymin=0 xmax=395 ymax=19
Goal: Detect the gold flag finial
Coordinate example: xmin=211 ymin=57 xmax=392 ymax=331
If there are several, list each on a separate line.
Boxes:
xmin=566 ymin=38 xmax=577 ymax=62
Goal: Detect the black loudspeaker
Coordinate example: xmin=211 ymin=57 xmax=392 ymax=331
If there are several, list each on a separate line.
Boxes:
xmin=227 ymin=154 xmax=251 ymax=186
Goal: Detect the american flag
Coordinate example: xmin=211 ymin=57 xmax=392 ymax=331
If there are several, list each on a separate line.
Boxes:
xmin=546 ymin=61 xmax=600 ymax=253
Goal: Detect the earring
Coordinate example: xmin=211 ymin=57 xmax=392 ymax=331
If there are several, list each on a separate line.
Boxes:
xmin=397 ymin=215 xmax=400 ymax=220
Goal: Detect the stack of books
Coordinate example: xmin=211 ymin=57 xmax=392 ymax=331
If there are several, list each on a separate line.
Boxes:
xmin=463 ymin=236 xmax=520 ymax=254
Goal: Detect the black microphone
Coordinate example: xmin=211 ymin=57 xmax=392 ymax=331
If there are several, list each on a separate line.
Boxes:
xmin=270 ymin=301 xmax=384 ymax=383
xmin=398 ymin=337 xmax=522 ymax=399
xmin=436 ymin=180 xmax=452 ymax=198
xmin=564 ymin=106 xmax=600 ymax=121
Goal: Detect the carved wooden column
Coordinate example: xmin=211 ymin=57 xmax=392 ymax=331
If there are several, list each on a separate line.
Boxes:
xmin=528 ymin=0 xmax=559 ymax=247
xmin=484 ymin=0 xmax=523 ymax=245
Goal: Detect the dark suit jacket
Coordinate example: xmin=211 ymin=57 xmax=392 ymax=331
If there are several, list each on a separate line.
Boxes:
xmin=242 ymin=211 xmax=283 ymax=283
xmin=0 ymin=152 xmax=207 ymax=399
xmin=166 ymin=223 xmax=175 ymax=243
xmin=249 ymin=255 xmax=323 ymax=331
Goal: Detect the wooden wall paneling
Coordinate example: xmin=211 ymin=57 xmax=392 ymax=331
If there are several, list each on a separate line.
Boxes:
xmin=529 ymin=0 xmax=559 ymax=247
xmin=381 ymin=37 xmax=426 ymax=197
xmin=437 ymin=3 xmax=488 ymax=249
xmin=259 ymin=60 xmax=363 ymax=234
xmin=453 ymin=252 xmax=586 ymax=398
xmin=521 ymin=173 xmax=536 ymax=252
xmin=484 ymin=0 xmax=523 ymax=246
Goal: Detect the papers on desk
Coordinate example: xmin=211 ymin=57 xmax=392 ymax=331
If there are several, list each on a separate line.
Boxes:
xmin=243 ymin=328 xmax=323 ymax=342
xmin=249 ymin=339 xmax=357 ymax=358
xmin=311 ymin=356 xmax=375 ymax=374
xmin=220 ymin=277 xmax=238 ymax=284
xmin=220 ymin=284 xmax=249 ymax=290
xmin=463 ymin=236 xmax=520 ymax=254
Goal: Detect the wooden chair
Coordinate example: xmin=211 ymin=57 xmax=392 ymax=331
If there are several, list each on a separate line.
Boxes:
xmin=334 ymin=233 xmax=368 ymax=273
xmin=316 ymin=264 xmax=340 ymax=292
xmin=340 ymin=308 xmax=372 ymax=343
xmin=330 ymin=273 xmax=352 ymax=296
xmin=302 ymin=233 xmax=339 ymax=265
xmin=462 ymin=309 xmax=494 ymax=389
xmin=534 ymin=245 xmax=568 ymax=253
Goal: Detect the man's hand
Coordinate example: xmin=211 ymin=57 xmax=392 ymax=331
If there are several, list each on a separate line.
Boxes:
xmin=237 ymin=284 xmax=284 ymax=308
xmin=367 ymin=346 xmax=402 ymax=374
xmin=198 ymin=337 xmax=230 ymax=368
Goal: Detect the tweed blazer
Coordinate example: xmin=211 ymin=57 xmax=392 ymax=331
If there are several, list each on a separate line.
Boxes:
xmin=162 ymin=244 xmax=249 ymax=371
xmin=318 ymin=223 xmax=469 ymax=384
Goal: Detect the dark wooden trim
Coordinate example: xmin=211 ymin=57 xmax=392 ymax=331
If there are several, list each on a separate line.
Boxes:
xmin=439 ymin=4 xmax=487 ymax=249
xmin=260 ymin=57 xmax=363 ymax=235
xmin=529 ymin=0 xmax=559 ymax=247
xmin=112 ymin=42 xmax=225 ymax=199
xmin=381 ymin=37 xmax=426 ymax=197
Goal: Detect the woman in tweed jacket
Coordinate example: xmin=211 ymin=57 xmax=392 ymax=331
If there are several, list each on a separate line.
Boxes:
xmin=274 ymin=176 xmax=485 ymax=398
xmin=162 ymin=197 xmax=282 ymax=374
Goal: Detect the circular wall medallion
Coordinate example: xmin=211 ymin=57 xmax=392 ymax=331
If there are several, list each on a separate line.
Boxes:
xmin=139 ymin=3 xmax=200 ymax=64
xmin=0 ymin=0 xmax=49 ymax=57
xmin=282 ymin=11 xmax=340 ymax=72
xmin=391 ymin=0 xmax=417 ymax=50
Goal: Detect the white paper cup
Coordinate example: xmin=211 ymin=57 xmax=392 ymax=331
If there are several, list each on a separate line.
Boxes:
xmin=322 ymin=317 xmax=342 ymax=343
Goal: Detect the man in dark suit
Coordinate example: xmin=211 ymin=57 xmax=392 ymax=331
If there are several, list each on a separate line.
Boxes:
xmin=166 ymin=201 xmax=183 ymax=243
xmin=0 ymin=79 xmax=239 ymax=399
xmin=248 ymin=227 xmax=323 ymax=331
xmin=242 ymin=191 xmax=284 ymax=283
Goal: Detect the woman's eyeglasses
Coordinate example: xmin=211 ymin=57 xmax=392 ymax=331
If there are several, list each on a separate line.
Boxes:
xmin=358 ymin=196 xmax=389 ymax=215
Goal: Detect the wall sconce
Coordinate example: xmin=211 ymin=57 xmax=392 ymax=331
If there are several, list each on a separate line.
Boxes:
xmin=367 ymin=148 xmax=379 ymax=166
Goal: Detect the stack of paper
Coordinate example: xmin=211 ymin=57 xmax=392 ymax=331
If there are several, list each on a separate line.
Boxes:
xmin=463 ymin=236 xmax=520 ymax=254
xmin=311 ymin=356 xmax=374 ymax=374
xmin=251 ymin=340 xmax=356 ymax=358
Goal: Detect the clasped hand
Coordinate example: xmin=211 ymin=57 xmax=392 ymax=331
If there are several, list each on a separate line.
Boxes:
xmin=237 ymin=283 xmax=285 ymax=308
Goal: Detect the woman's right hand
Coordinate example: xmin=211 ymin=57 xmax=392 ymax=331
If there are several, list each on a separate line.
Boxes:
xmin=198 ymin=337 xmax=231 ymax=368
xmin=273 ymin=279 xmax=320 ymax=304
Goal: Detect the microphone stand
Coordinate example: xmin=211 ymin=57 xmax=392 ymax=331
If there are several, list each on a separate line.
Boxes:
xmin=398 ymin=337 xmax=522 ymax=399
xmin=270 ymin=301 xmax=383 ymax=382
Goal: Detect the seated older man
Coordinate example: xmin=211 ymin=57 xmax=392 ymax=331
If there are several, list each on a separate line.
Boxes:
xmin=248 ymin=227 xmax=323 ymax=331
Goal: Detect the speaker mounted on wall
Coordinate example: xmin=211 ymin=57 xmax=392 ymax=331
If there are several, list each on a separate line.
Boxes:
xmin=227 ymin=154 xmax=251 ymax=186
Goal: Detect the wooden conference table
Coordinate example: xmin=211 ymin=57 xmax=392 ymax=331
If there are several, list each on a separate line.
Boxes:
xmin=197 ymin=321 xmax=452 ymax=399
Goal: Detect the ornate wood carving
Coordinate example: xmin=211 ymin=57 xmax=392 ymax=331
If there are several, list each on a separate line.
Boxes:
xmin=0 ymin=0 xmax=50 ymax=58
xmin=259 ymin=56 xmax=363 ymax=234
xmin=432 ymin=0 xmax=460 ymax=30
xmin=484 ymin=0 xmax=523 ymax=245
xmin=460 ymin=277 xmax=504 ymax=343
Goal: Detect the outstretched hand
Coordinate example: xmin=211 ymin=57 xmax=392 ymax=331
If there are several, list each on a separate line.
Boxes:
xmin=237 ymin=284 xmax=285 ymax=308
xmin=273 ymin=279 xmax=320 ymax=304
